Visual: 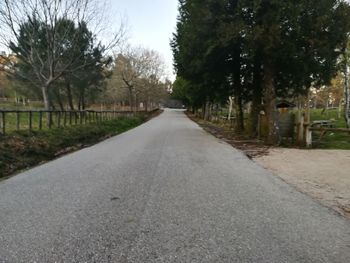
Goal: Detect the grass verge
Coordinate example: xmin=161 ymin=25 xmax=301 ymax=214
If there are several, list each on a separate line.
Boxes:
xmin=0 ymin=110 xmax=161 ymax=179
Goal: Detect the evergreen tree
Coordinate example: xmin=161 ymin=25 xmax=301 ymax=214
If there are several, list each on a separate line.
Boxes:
xmin=172 ymin=0 xmax=350 ymax=144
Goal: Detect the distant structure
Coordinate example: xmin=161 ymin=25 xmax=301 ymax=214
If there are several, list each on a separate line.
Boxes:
xmin=164 ymin=99 xmax=185 ymax=109
xmin=276 ymin=100 xmax=296 ymax=113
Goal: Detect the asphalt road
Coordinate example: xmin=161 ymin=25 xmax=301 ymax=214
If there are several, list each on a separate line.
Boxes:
xmin=0 ymin=109 xmax=350 ymax=263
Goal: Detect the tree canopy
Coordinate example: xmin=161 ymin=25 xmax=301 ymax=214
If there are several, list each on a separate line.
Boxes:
xmin=172 ymin=0 xmax=350 ymax=143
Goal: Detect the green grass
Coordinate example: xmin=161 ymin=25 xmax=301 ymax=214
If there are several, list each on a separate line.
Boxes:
xmin=307 ymin=109 xmax=350 ymax=149
xmin=308 ymin=108 xmax=347 ymax=128
xmin=0 ymin=116 xmax=147 ymax=179
xmin=204 ymin=107 xmax=350 ymax=149
xmin=312 ymin=132 xmax=350 ymax=150
xmin=1 ymin=111 xmax=99 ymax=133
xmin=0 ymin=100 xmax=44 ymax=110
xmin=1 ymin=111 xmax=48 ymax=132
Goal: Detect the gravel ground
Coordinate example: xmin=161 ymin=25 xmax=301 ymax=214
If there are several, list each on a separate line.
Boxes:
xmin=0 ymin=109 xmax=350 ymax=262
xmin=254 ymin=148 xmax=350 ymax=218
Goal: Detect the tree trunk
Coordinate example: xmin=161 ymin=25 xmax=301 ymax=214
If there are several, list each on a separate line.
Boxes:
xmin=134 ymin=93 xmax=138 ymax=113
xmin=251 ymin=55 xmax=263 ymax=136
xmin=235 ymin=95 xmax=244 ymax=133
xmin=232 ymin=41 xmax=244 ymax=132
xmin=81 ymin=89 xmax=86 ymax=110
xmin=228 ymin=96 xmax=234 ymax=120
xmin=41 ymin=85 xmax=52 ymax=127
xmin=202 ymin=102 xmax=206 ymax=119
xmin=203 ymin=100 xmax=212 ymax=120
xmin=263 ymin=63 xmax=280 ymax=145
xmin=296 ymin=96 xmax=305 ymax=146
xmin=54 ymin=89 xmax=64 ymax=111
xmin=344 ymin=63 xmax=350 ymax=128
xmin=66 ymin=82 xmax=75 ymax=110
xmin=305 ymin=90 xmax=311 ymax=124
xmin=42 ymin=85 xmax=51 ymax=110
xmin=128 ymin=87 xmax=133 ymax=112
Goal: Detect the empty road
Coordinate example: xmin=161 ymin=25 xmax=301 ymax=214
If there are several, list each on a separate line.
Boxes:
xmin=0 ymin=109 xmax=350 ymax=262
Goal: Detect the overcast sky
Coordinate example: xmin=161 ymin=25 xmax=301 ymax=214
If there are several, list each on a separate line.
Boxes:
xmin=113 ymin=0 xmax=179 ymax=80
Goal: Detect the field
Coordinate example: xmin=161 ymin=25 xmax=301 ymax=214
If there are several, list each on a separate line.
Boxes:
xmin=307 ymin=109 xmax=350 ymax=149
xmin=0 ymin=99 xmax=44 ymax=110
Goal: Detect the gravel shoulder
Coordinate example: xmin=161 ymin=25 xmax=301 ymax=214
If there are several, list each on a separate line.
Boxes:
xmin=254 ymin=148 xmax=350 ymax=218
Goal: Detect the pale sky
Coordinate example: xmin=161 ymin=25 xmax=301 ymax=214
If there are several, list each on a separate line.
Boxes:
xmin=113 ymin=0 xmax=179 ymax=80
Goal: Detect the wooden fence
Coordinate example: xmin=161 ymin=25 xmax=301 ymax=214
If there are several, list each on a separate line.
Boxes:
xmin=0 ymin=109 xmax=151 ymax=135
xmin=305 ymin=126 xmax=350 ymax=147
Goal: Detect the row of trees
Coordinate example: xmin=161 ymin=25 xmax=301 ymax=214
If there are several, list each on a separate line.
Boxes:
xmin=0 ymin=0 xmax=169 ymax=112
xmin=171 ymin=0 xmax=350 ymax=143
xmin=0 ymin=46 xmax=170 ymax=111
xmin=105 ymin=47 xmax=171 ymax=112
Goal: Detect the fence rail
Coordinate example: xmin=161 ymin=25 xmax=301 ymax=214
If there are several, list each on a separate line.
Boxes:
xmin=305 ymin=126 xmax=350 ymax=147
xmin=0 ymin=109 xmax=154 ymax=135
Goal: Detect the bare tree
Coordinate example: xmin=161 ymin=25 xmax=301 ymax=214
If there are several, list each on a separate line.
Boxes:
xmin=112 ymin=46 xmax=168 ymax=112
xmin=140 ymin=50 xmax=167 ymax=111
xmin=0 ymin=0 xmax=125 ymax=113
xmin=114 ymin=47 xmax=150 ymax=112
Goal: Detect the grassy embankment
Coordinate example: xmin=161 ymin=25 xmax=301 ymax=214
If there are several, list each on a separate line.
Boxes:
xmin=0 ymin=111 xmax=159 ymax=179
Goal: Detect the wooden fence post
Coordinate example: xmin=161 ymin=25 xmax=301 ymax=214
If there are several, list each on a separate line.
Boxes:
xmin=64 ymin=111 xmax=67 ymax=127
xmin=57 ymin=111 xmax=61 ymax=127
xmin=84 ymin=111 xmax=87 ymax=124
xmin=39 ymin=111 xmax=43 ymax=130
xmin=80 ymin=111 xmax=83 ymax=125
xmin=1 ymin=111 xmax=5 ymax=135
xmin=74 ymin=111 xmax=78 ymax=125
xmin=48 ymin=111 xmax=52 ymax=129
xmin=296 ymin=114 xmax=304 ymax=146
xmin=69 ymin=111 xmax=72 ymax=126
xmin=28 ymin=111 xmax=32 ymax=132
xmin=16 ymin=111 xmax=20 ymax=131
xmin=305 ymin=125 xmax=312 ymax=148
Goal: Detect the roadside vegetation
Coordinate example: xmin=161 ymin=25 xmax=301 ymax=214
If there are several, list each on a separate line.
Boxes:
xmin=189 ymin=107 xmax=350 ymax=151
xmin=306 ymin=109 xmax=350 ymax=149
xmin=0 ymin=0 xmax=170 ymax=179
xmin=171 ymin=0 xmax=350 ymax=146
xmin=0 ymin=111 xmax=160 ymax=179
xmin=0 ymin=0 xmax=170 ymax=117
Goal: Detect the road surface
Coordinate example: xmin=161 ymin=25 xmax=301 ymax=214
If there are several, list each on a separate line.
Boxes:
xmin=0 ymin=109 xmax=349 ymax=262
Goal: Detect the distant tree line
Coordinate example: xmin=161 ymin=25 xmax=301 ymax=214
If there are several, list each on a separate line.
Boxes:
xmin=104 ymin=47 xmax=171 ymax=112
xmin=171 ymin=0 xmax=350 ymax=143
xmin=0 ymin=0 xmax=169 ymax=113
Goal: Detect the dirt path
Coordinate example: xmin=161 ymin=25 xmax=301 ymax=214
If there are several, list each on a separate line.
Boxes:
xmin=254 ymin=148 xmax=350 ymax=218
